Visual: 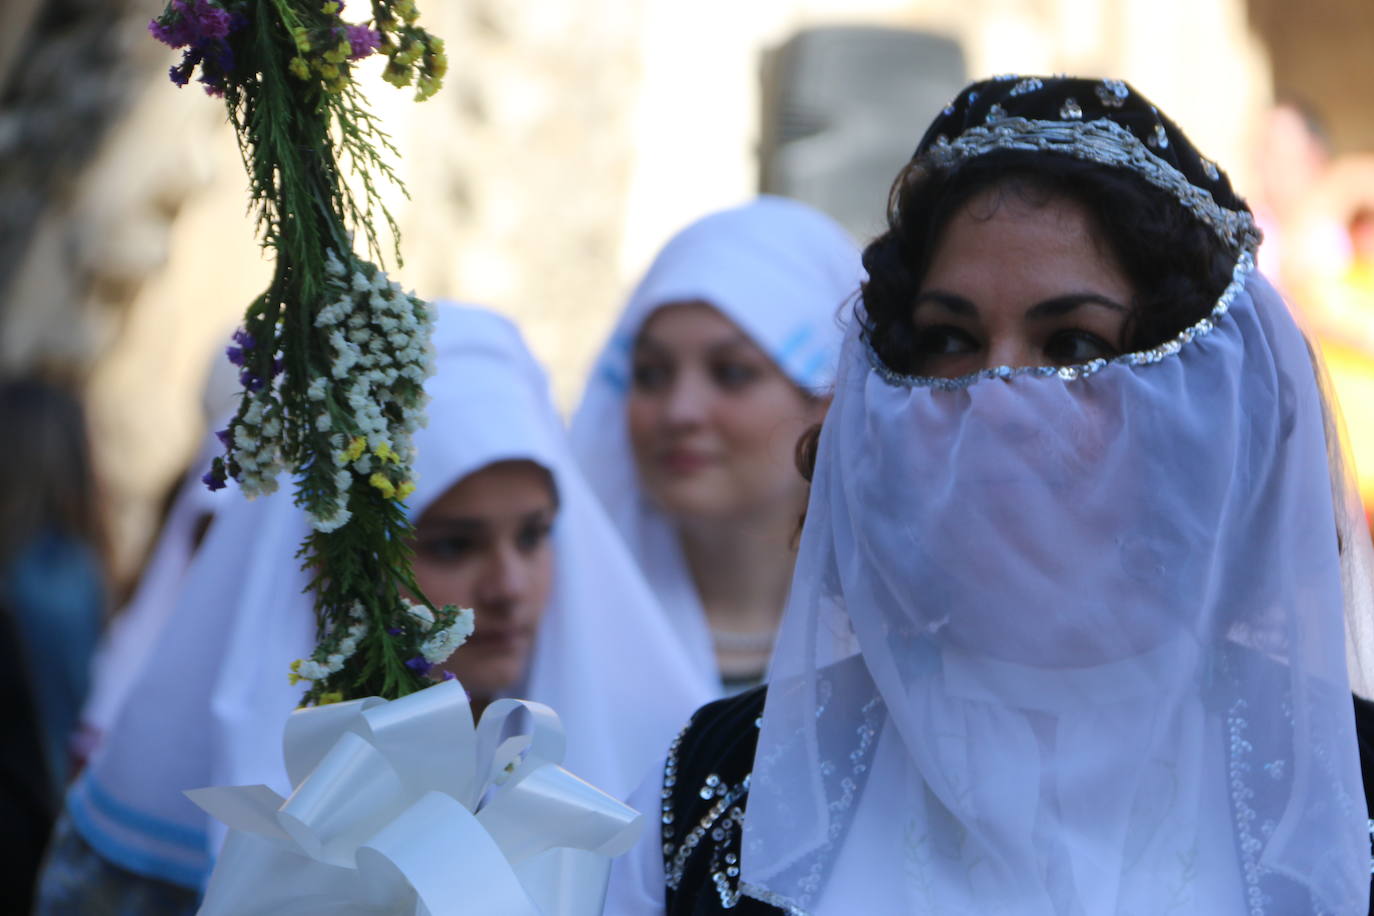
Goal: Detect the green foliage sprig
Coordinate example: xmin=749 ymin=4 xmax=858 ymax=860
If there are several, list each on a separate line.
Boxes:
xmin=151 ymin=0 xmax=463 ymax=704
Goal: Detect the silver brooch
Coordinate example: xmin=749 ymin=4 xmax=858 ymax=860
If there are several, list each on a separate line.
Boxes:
xmin=1148 ymin=123 xmax=1169 ymax=149
xmin=1059 ymin=97 xmax=1083 ymax=120
xmin=985 ymin=103 xmax=1007 ymax=124
xmin=1009 ymin=77 xmax=1044 ymax=97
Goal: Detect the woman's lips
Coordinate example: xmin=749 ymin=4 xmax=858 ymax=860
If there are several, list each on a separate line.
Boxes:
xmin=467 ymin=626 xmax=532 ymax=651
xmin=659 ymin=449 xmax=714 ymax=474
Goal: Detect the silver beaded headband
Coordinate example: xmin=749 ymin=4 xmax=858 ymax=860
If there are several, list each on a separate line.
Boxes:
xmin=869 ymin=116 xmax=1261 ymax=390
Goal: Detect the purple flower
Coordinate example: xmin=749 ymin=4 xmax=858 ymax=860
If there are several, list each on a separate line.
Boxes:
xmin=215 ymin=427 xmax=232 ymax=448
xmin=202 ymin=469 xmax=226 ymax=491
xmin=386 ymin=627 xmax=402 ymax=636
xmin=271 ymin=356 xmax=285 ymax=377
xmin=233 ymin=328 xmax=255 ymax=349
xmin=404 ymin=656 xmax=432 ymax=675
xmin=240 ymin=370 xmax=264 ymax=392
xmin=149 ymin=0 xmax=233 ymax=49
xmin=152 ymin=1 xmax=242 ymax=94
xmin=440 ymin=670 xmax=457 ymax=682
xmin=169 ymin=57 xmax=196 ymax=87
xmin=225 ymin=345 xmax=244 ymax=366
xmin=345 ymin=24 xmax=382 ymax=61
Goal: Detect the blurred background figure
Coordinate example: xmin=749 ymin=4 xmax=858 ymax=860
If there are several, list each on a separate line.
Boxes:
xmin=0 ymin=375 xmax=108 ymax=912
xmin=73 ymin=342 xmax=239 ymax=766
xmin=11 ymin=0 xmax=1374 ymax=599
xmin=572 ymin=197 xmax=861 ymax=693
xmin=1277 ymin=156 xmax=1374 ymax=514
xmin=33 ymin=304 xmax=710 ymax=914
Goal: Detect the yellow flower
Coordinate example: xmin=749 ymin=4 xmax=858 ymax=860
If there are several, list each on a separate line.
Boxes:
xmin=292 ymin=27 xmax=312 ymax=51
xmin=339 ymin=435 xmax=366 ymax=463
xmin=415 ymin=75 xmax=440 ymax=102
xmin=322 ymin=1 xmax=340 ymax=13
xmin=319 ymin=62 xmax=340 ymax=80
xmin=396 ymin=480 xmax=416 ymax=500
xmin=369 ymin=472 xmax=397 ymax=499
xmin=288 ymin=56 xmax=311 ymax=80
xmin=374 ymin=441 xmax=398 ymax=464
xmin=317 ymin=691 xmax=344 ymax=706
xmin=288 ymin=659 xmax=304 ymax=685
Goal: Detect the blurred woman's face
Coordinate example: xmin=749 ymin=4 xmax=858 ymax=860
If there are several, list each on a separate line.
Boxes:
xmin=627 ymin=302 xmax=825 ymax=523
xmin=413 ymin=460 xmax=557 ymax=698
xmin=910 ymin=187 xmax=1136 ymax=378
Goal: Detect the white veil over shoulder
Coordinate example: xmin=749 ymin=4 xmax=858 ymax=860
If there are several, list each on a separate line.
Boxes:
xmin=68 ymin=303 xmax=713 ymax=889
xmin=740 ymin=78 xmax=1373 ymax=915
xmin=78 ymin=433 xmax=232 ymax=748
xmin=571 ymin=196 xmax=863 ymax=687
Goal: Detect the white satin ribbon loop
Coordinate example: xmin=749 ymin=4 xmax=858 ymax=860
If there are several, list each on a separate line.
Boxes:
xmin=189 ymin=679 xmax=642 ymax=914
xmin=282 ymin=695 xmax=386 ymax=787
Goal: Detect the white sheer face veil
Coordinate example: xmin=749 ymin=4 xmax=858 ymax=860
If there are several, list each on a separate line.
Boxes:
xmin=740 ymin=77 xmax=1373 ymax=915
xmin=571 ymin=196 xmax=864 ymax=684
xmin=71 ymin=304 xmax=711 ymax=888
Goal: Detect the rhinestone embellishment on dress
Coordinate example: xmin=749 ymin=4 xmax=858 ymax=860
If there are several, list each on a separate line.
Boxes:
xmin=1096 ymin=78 xmax=1129 ymax=108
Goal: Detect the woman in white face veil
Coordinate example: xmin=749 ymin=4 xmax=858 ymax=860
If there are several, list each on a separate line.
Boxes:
xmin=37 ymin=304 xmax=712 ymax=910
xmin=607 ymin=76 xmax=1374 ymax=915
xmin=572 ymin=196 xmax=863 ymax=693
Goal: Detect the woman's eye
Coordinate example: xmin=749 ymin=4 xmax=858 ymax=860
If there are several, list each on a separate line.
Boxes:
xmin=629 ymin=359 xmax=673 ymax=392
xmin=1044 ymin=330 xmax=1117 ymax=365
xmin=415 ymin=536 xmax=475 ymax=562
xmin=913 ymin=326 xmax=978 ymax=359
xmin=631 ymin=360 xmax=671 ymax=392
xmin=515 ymin=521 xmax=552 ymax=553
xmin=710 ymin=361 xmax=760 ymax=391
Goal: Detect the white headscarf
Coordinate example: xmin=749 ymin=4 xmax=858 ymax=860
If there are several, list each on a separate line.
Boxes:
xmin=68 ymin=303 xmax=713 ymax=889
xmin=78 ymin=432 xmax=232 ymax=748
xmin=571 ymin=195 xmax=864 ymax=687
xmin=740 ymin=82 xmax=1373 ymax=914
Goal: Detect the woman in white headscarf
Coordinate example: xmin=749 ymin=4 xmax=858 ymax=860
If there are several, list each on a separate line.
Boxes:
xmin=607 ymin=76 xmax=1374 ymax=915
xmin=36 ymin=303 xmax=712 ymax=911
xmin=573 ymin=196 xmax=863 ymax=693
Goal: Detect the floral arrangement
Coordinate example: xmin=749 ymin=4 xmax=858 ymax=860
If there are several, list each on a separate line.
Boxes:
xmin=149 ymin=0 xmax=466 ymax=704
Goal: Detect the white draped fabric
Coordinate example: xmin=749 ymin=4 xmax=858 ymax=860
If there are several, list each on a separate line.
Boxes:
xmin=571 ymin=195 xmax=863 ymax=688
xmin=78 ymin=431 xmax=232 ymax=748
xmin=739 ymin=268 xmax=1372 ymax=914
xmin=67 ymin=303 xmax=712 ymax=889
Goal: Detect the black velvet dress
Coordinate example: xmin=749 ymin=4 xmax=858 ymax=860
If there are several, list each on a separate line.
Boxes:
xmin=661 ymin=686 xmax=1374 ymax=915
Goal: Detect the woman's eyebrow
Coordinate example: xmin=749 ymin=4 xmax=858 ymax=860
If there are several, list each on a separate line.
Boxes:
xmin=415 ymin=517 xmax=487 ymax=534
xmin=1026 ymin=293 xmax=1130 ymax=318
xmin=912 ymin=290 xmax=977 ymax=315
xmin=704 ymin=335 xmax=760 ymax=357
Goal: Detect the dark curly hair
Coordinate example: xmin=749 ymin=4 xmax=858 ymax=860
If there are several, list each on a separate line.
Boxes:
xmin=794 ymin=149 xmax=1239 ymax=487
xmin=860 ymin=148 xmax=1237 ymax=376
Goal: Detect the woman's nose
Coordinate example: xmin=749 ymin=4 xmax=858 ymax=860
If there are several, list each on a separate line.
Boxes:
xmin=662 ymin=370 xmax=711 ymax=428
xmin=984 ymin=333 xmax=1041 ymax=371
xmin=476 ymin=546 xmax=529 ymax=609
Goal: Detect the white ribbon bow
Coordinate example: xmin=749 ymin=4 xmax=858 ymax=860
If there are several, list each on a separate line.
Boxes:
xmin=186 ymin=679 xmax=643 ymax=915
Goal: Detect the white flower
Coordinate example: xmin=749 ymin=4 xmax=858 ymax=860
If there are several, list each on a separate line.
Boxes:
xmin=419 ymin=608 xmax=475 ymax=664
xmin=311 ymin=504 xmax=352 ymax=533
xmin=324 ymin=248 xmax=347 ymax=278
xmin=406 ymin=602 xmax=435 ymax=629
